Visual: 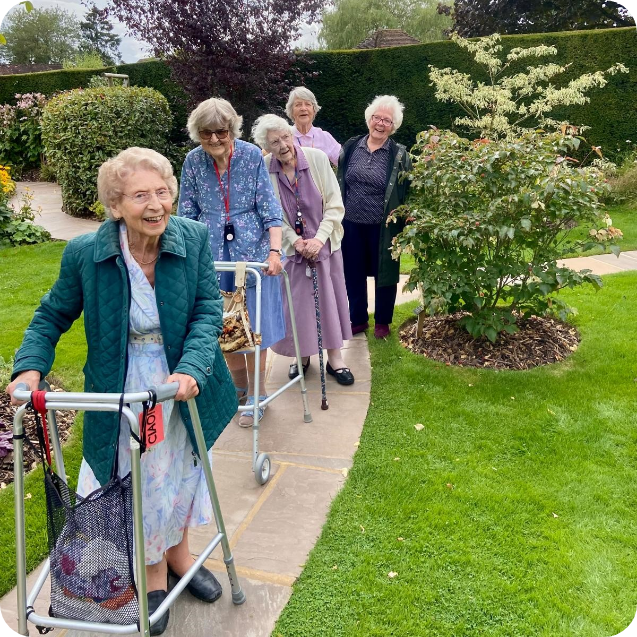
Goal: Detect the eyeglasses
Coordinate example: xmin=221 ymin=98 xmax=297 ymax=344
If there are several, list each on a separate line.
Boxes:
xmin=269 ymin=133 xmax=293 ymax=149
xmin=122 ymin=188 xmax=172 ymax=205
xmin=371 ymin=114 xmax=393 ymax=127
xmin=199 ymin=129 xmax=230 ymax=141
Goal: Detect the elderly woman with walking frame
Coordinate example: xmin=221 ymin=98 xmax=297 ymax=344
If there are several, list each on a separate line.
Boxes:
xmin=7 ymin=147 xmax=237 ymax=636
xmin=252 ymin=114 xmax=354 ymax=385
xmin=178 ymin=98 xmax=285 ymax=428
xmin=337 ymin=94 xmax=412 ymax=340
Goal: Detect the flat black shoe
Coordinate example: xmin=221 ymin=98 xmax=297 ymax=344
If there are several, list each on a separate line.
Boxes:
xmin=326 ymin=362 xmax=355 ymax=385
xmin=169 ymin=565 xmax=223 ymax=603
xmin=147 ymin=590 xmax=169 ymax=636
xmin=288 ymin=358 xmax=311 ymax=379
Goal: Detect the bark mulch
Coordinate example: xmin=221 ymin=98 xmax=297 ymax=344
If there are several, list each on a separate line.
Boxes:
xmin=399 ymin=312 xmax=580 ymax=370
xmin=0 ymin=385 xmax=75 ymax=488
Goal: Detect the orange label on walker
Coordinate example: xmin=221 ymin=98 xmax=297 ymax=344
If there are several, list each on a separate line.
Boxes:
xmin=140 ymin=405 xmax=164 ymax=448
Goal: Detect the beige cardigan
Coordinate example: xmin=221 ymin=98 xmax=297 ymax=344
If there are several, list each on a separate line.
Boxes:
xmin=265 ymin=147 xmax=345 ymax=257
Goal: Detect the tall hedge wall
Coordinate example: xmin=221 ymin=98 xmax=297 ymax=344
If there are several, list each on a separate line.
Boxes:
xmin=0 ymin=27 xmax=635 ymax=155
xmin=303 ymin=27 xmax=637 ymax=157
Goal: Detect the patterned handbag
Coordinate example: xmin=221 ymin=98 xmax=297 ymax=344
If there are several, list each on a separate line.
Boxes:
xmin=219 ymin=262 xmax=261 ymax=353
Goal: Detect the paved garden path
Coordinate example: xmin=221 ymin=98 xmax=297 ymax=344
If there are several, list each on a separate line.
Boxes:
xmin=1 ymin=182 xmax=636 ymax=636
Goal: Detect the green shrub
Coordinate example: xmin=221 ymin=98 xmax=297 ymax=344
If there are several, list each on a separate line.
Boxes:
xmin=41 ymin=86 xmax=172 ymax=217
xmin=392 ymin=130 xmax=621 ymax=342
xmin=0 ymin=189 xmax=51 ymax=247
xmin=0 ymin=93 xmax=48 ymax=178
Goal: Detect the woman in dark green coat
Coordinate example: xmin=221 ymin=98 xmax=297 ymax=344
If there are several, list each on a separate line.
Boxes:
xmin=7 ymin=148 xmax=237 ymax=635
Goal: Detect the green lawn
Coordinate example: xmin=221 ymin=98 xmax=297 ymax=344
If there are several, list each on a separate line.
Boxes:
xmin=0 ymin=242 xmax=86 ymax=598
xmin=275 ymin=272 xmax=637 ymax=637
xmin=2 ymin=243 xmax=637 ymax=635
xmin=400 ymin=203 xmax=637 ymax=274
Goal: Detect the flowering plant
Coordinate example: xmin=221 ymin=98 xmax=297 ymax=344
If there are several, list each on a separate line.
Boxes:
xmin=0 ymin=93 xmax=48 ymax=177
xmin=392 ymin=129 xmax=621 ymax=342
xmin=0 ymin=165 xmax=16 ymax=203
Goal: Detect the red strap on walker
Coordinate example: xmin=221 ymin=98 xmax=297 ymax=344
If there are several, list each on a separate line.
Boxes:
xmin=31 ymin=390 xmax=52 ymax=466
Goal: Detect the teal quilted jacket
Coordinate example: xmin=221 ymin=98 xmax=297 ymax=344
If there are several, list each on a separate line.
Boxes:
xmin=12 ymin=216 xmax=238 ymax=485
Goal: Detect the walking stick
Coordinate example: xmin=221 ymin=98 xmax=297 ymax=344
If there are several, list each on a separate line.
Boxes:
xmin=310 ymin=261 xmax=329 ymax=410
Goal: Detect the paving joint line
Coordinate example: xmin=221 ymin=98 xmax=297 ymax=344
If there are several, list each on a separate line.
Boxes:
xmin=202 ymin=558 xmax=295 ymax=587
xmin=228 ymin=465 xmax=288 ymax=550
xmin=213 ymin=449 xmax=350 ymax=461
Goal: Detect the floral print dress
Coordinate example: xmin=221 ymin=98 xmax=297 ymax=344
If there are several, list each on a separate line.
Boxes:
xmin=76 ymin=223 xmax=214 ymax=565
xmin=177 ymin=139 xmax=285 ymax=349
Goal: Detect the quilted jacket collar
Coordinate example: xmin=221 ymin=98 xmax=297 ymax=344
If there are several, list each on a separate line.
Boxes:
xmin=94 ymin=217 xmax=187 ymax=262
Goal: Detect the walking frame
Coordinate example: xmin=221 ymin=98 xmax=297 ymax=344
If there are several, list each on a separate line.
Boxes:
xmin=12 ymin=381 xmax=246 ymax=637
xmin=214 ymin=262 xmax=312 ymax=485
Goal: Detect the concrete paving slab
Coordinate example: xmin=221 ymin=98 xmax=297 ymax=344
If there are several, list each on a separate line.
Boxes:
xmin=557 ymin=256 xmax=624 ymax=274
xmin=587 ymin=253 xmax=637 ymax=270
xmin=230 ymin=465 xmax=345 ymax=578
xmin=0 ymin=560 xmax=51 ymax=633
xmin=11 ymin=182 xmax=100 ymax=241
xmin=60 ymin=572 xmax=291 ymax=637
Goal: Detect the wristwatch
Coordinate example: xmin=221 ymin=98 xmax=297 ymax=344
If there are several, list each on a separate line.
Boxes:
xmin=269 ymin=248 xmax=282 ymax=256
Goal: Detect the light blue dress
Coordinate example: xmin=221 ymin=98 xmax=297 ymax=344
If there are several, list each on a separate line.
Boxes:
xmin=77 ymin=224 xmax=214 ymax=565
xmin=177 ymin=139 xmax=285 ymax=349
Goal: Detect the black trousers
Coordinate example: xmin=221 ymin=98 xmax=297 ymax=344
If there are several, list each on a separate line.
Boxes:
xmin=341 ymin=219 xmax=397 ymax=326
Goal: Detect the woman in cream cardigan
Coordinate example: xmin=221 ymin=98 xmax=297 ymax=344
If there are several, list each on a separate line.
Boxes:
xmin=252 ymin=114 xmax=354 ymax=385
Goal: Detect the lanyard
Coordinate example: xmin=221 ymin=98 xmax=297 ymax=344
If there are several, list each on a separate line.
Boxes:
xmin=213 ymin=148 xmax=233 ymax=223
xmin=291 ymin=160 xmax=305 ymax=238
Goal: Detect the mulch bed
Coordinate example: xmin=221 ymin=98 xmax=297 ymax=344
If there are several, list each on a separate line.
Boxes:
xmin=0 ymin=386 xmax=75 ymax=488
xmin=399 ymin=312 xmax=580 ymax=370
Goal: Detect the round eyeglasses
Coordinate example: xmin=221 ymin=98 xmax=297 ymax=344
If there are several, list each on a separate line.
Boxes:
xmin=121 ymin=188 xmax=172 ymax=205
xmin=371 ymin=114 xmax=393 ymax=127
xmin=199 ymin=129 xmax=230 ymax=141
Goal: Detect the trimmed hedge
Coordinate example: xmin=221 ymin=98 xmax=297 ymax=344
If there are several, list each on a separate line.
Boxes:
xmin=41 ymin=86 xmax=172 ymax=217
xmin=304 ymin=27 xmax=637 ymax=159
xmin=1 ymin=27 xmax=636 ymax=157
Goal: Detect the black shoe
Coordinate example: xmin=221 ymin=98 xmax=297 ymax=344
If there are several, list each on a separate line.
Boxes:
xmin=288 ymin=357 xmax=311 ymax=379
xmin=169 ymin=565 xmax=223 ymax=603
xmin=147 ymin=590 xmax=169 ymax=636
xmin=326 ymin=362 xmax=355 ymax=385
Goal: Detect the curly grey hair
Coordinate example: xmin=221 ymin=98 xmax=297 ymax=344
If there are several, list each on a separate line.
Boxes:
xmin=251 ymin=114 xmax=294 ymax=150
xmin=187 ymin=97 xmax=243 ymax=143
xmin=285 ymin=86 xmax=321 ymax=123
xmin=97 ymin=147 xmax=178 ymax=219
xmin=364 ymin=95 xmax=405 ymax=134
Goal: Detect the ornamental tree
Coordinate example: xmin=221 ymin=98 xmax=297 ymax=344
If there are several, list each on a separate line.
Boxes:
xmin=106 ymin=0 xmax=324 ymax=121
xmin=429 ymin=33 xmax=628 ymax=138
xmin=395 ymin=35 xmax=627 ymax=343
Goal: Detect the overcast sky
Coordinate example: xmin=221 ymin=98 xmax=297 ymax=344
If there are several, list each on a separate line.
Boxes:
xmin=0 ymin=0 xmax=321 ymax=63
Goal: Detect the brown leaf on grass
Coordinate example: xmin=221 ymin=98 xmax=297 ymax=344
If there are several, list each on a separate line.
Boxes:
xmin=332 ymin=565 xmax=338 ymax=570
xmin=414 ymin=423 xmax=424 ymax=431
xmin=24 ymin=493 xmax=32 ymax=499
xmin=446 ymin=483 xmax=454 ymax=490
xmin=552 ymin=512 xmax=559 ymax=518
xmin=388 ymin=571 xmax=398 ymax=579
xmin=397 ymin=537 xmax=404 ymax=542
xmin=360 ymin=525 xmax=365 ymax=533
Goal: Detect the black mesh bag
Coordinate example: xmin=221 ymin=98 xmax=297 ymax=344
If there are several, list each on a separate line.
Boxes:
xmin=30 ymin=393 xmax=139 ymax=625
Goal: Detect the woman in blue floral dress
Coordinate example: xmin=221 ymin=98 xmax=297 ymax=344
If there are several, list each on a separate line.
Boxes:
xmin=178 ymin=98 xmax=285 ymax=427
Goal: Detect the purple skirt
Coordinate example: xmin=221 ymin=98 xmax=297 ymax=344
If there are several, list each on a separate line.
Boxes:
xmin=272 ymin=249 xmax=352 ymax=358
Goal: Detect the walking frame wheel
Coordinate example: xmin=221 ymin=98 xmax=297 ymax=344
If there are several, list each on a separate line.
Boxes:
xmin=254 ymin=453 xmax=271 ymax=485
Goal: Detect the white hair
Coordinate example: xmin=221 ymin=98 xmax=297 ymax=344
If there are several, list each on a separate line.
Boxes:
xmin=364 ymin=95 xmax=405 ymax=134
xmin=252 ymin=114 xmax=294 ymax=150
xmin=97 ymin=147 xmax=178 ymax=219
xmin=285 ymin=86 xmax=321 ymax=122
xmin=186 ymin=97 xmax=243 ymax=143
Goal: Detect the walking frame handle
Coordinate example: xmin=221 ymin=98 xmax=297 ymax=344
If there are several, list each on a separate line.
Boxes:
xmin=12 ymin=382 xmax=180 ymax=406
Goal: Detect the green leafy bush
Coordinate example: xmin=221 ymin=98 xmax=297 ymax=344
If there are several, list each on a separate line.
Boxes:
xmin=0 ymin=188 xmax=50 ymax=246
xmin=392 ymin=129 xmax=622 ymax=342
xmin=41 ymin=86 xmax=172 ymax=217
xmin=0 ymin=93 xmax=48 ymax=178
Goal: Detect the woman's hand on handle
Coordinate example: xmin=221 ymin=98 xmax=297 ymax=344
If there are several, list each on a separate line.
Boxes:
xmin=166 ymin=373 xmax=199 ymax=401
xmin=302 ymin=238 xmax=324 ymax=260
xmin=264 ymin=252 xmax=282 ymax=276
xmin=6 ymin=370 xmax=41 ymax=406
